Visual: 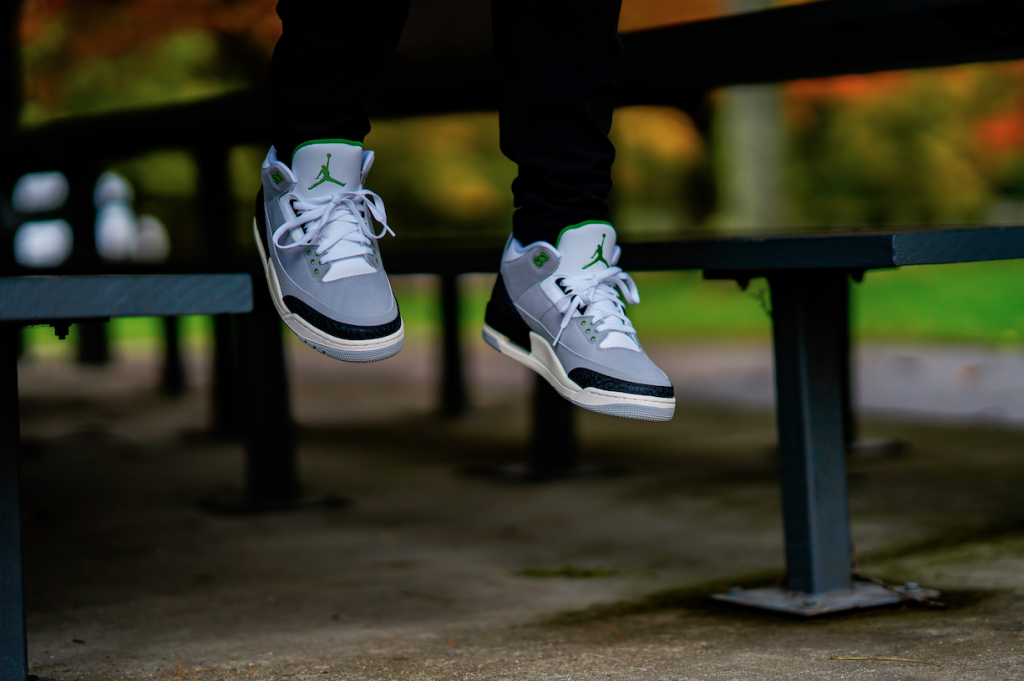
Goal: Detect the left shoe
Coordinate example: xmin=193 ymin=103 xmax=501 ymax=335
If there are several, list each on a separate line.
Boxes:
xmin=482 ymin=221 xmax=675 ymax=422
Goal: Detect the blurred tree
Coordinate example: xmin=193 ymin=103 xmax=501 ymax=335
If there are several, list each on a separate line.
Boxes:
xmin=786 ymin=63 xmax=1024 ymax=226
xmin=18 ymin=0 xmax=279 ymax=122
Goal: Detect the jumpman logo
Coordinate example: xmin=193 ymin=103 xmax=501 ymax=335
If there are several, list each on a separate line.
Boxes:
xmin=307 ymin=153 xmax=347 ymax=190
xmin=582 ymin=234 xmax=609 ymax=270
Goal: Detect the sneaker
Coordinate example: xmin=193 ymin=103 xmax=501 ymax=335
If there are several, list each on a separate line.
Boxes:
xmin=255 ymin=140 xmax=404 ymax=362
xmin=482 ymin=221 xmax=675 ymax=422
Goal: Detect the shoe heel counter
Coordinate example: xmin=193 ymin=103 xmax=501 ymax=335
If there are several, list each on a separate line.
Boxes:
xmin=485 ymin=274 xmax=532 ymax=350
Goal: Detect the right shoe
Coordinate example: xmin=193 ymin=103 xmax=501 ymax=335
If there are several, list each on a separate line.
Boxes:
xmin=482 ymin=222 xmax=675 ymax=422
xmin=255 ymin=140 xmax=404 ymax=362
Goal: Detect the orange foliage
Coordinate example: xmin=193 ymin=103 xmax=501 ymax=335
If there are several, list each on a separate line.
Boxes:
xmin=19 ymin=0 xmax=281 ymax=60
xmin=977 ymin=112 xmax=1024 ymax=153
xmin=619 ymin=0 xmax=724 ymax=33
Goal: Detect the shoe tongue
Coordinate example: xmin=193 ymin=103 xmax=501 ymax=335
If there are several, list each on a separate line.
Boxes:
xmin=291 ymin=141 xmax=363 ymax=199
xmin=555 ymin=221 xmax=617 ymax=275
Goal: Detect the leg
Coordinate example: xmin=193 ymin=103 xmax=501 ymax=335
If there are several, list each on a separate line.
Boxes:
xmin=770 ymin=272 xmax=852 ymax=595
xmin=0 ymin=326 xmax=27 ymax=681
xmin=160 ymin=316 xmax=185 ymax=397
xmin=439 ymin=274 xmax=467 ymax=416
xmin=529 ymin=376 xmax=579 ymax=478
xmin=210 ymin=315 xmax=240 ymax=436
xmin=492 ymin=0 xmax=623 ymax=245
xmin=270 ymin=0 xmax=413 ymax=161
xmin=715 ymin=272 xmax=933 ymax=615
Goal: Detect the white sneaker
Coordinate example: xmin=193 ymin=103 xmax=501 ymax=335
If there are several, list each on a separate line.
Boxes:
xmin=482 ymin=221 xmax=675 ymax=421
xmin=255 ymin=140 xmax=404 ymax=362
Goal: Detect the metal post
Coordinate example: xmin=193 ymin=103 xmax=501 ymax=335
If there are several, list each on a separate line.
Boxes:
xmin=529 ymin=376 xmax=579 ymax=479
xmin=439 ymin=274 xmax=466 ymax=416
xmin=210 ymin=315 xmax=239 ymax=436
xmin=769 ymin=271 xmax=852 ymax=595
xmin=160 ymin=316 xmax=185 ymax=397
xmin=238 ymin=288 xmax=299 ymax=507
xmin=714 ymin=270 xmax=934 ymax=614
xmin=0 ymin=326 xmax=27 ymax=681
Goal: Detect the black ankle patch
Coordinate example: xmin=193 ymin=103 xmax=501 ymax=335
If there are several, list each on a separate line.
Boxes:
xmin=485 ymin=274 xmax=532 ymax=350
xmin=255 ymin=189 xmax=271 ymax=257
xmin=568 ymin=368 xmax=674 ymax=398
xmin=283 ymin=296 xmax=401 ymax=341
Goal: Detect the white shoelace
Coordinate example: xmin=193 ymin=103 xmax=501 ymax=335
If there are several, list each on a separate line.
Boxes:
xmin=552 ymin=265 xmax=640 ymax=347
xmin=272 ymin=190 xmax=395 ymax=268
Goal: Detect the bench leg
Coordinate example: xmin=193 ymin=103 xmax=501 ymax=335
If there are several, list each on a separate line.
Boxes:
xmin=76 ymin=321 xmax=108 ymax=366
xmin=210 ymin=315 xmax=240 ymax=437
xmin=201 ymin=287 xmax=345 ymax=513
xmin=159 ymin=316 xmax=185 ymax=397
xmin=439 ymin=274 xmax=467 ymax=416
xmin=714 ymin=272 xmax=932 ymax=615
xmin=529 ymin=376 xmax=579 ymax=478
xmin=0 ymin=328 xmax=28 ymax=681
xmin=772 ymin=272 xmax=853 ymax=595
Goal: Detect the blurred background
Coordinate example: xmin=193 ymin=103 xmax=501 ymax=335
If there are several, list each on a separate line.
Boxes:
xmin=8 ymin=0 xmax=1024 ymax=359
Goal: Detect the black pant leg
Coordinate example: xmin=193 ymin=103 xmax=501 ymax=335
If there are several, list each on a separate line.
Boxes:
xmin=492 ymin=0 xmax=623 ymax=246
xmin=270 ymin=0 xmax=412 ymax=164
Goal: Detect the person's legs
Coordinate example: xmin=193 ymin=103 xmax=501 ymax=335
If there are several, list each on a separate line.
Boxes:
xmin=270 ymin=0 xmax=412 ymax=163
xmin=492 ymin=0 xmax=622 ymax=246
xmin=485 ymin=1 xmax=676 ymax=421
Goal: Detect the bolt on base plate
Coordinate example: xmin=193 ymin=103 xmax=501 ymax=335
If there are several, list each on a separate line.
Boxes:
xmin=713 ymin=582 xmax=940 ymax=616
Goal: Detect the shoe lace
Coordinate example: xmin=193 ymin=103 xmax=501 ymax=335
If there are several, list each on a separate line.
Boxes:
xmin=272 ymin=189 xmax=395 ymax=267
xmin=552 ymin=265 xmax=640 ymax=347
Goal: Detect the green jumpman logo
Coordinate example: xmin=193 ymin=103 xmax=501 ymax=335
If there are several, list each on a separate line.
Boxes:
xmin=307 ymin=153 xmax=347 ymax=190
xmin=582 ymin=234 xmax=609 ymax=270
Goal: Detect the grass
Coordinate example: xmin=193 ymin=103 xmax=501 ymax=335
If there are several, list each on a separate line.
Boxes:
xmin=20 ymin=259 xmax=1023 ymax=358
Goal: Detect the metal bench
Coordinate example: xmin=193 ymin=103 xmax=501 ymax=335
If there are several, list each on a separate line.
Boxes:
xmin=2 ymin=4 xmax=1022 ymax=679
xmin=0 ymin=274 xmax=253 ymax=681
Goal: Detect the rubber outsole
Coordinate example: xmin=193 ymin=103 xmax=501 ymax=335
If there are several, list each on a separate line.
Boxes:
xmin=254 ymin=219 xmax=404 ymax=363
xmin=482 ymin=323 xmax=675 ymax=422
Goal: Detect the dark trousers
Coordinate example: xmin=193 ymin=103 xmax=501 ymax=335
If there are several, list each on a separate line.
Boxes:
xmin=270 ymin=0 xmax=622 ymax=245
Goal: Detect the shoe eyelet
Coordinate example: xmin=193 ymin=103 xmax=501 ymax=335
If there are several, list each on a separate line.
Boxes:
xmin=314 ymin=268 xmax=319 ymax=274
xmin=580 ymin=320 xmax=586 ymax=326
xmin=306 ymin=250 xmax=311 ymax=256
xmin=310 ymin=259 xmax=315 ymax=264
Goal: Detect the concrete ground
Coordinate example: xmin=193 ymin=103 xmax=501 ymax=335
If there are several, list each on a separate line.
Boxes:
xmin=15 ymin=334 xmax=1024 ymax=681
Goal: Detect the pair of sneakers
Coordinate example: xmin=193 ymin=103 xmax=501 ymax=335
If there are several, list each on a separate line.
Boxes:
xmin=256 ymin=140 xmax=675 ymax=422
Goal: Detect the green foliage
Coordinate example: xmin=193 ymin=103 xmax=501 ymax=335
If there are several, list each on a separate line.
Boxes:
xmin=786 ymin=66 xmax=1024 ymax=226
xmin=22 ymin=29 xmax=247 ymax=124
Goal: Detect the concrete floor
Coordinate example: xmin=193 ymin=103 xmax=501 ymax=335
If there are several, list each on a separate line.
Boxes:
xmin=15 ymin=336 xmax=1024 ymax=681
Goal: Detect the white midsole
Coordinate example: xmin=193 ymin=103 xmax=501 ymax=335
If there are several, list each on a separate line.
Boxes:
xmin=482 ymin=323 xmax=675 ymax=410
xmin=254 ymin=219 xmax=404 ymax=352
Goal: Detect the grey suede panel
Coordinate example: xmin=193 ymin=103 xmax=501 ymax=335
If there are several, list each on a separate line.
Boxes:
xmin=275 ymin=245 xmax=398 ymax=326
xmin=501 ymin=242 xmax=560 ymax=299
xmin=261 ymin=164 xmax=398 ymax=327
xmin=515 ymin=286 xmax=556 ymax=335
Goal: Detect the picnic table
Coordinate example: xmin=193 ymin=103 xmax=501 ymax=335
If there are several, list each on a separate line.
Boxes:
xmin=3 ymin=0 xmax=1024 ymax=678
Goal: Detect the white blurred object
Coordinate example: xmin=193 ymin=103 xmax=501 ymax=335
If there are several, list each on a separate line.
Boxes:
xmin=94 ymin=171 xmax=134 ymax=205
xmin=134 ymin=214 xmax=171 ymax=262
xmin=12 ymin=171 xmax=69 ymax=213
xmin=14 ymin=219 xmax=74 ymax=268
xmin=94 ymin=172 xmax=139 ymax=261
